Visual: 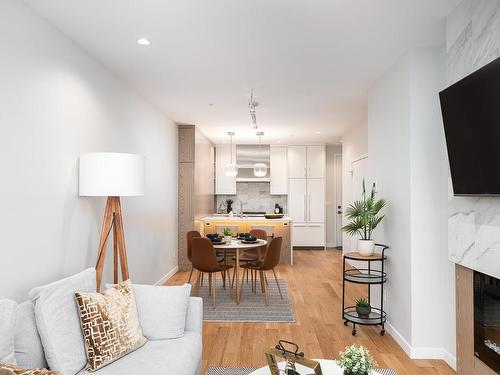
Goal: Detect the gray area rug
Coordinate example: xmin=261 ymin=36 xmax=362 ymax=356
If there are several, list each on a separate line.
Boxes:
xmin=206 ymin=367 xmax=397 ymax=375
xmin=196 ymin=277 xmax=294 ymax=322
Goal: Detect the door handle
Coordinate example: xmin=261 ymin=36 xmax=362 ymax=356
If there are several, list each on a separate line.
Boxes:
xmin=308 ymin=194 xmax=311 ymax=221
xmin=304 ymin=194 xmax=307 ymax=221
xmin=303 ymin=167 xmax=307 ymax=178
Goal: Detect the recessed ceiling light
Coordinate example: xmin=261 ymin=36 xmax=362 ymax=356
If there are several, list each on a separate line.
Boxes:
xmin=137 ymin=38 xmax=151 ymax=46
xmin=315 ymin=131 xmax=321 ymax=134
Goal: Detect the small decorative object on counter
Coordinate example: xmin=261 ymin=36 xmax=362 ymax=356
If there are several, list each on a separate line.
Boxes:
xmin=342 ymin=179 xmax=386 ymax=256
xmin=338 ymin=345 xmax=377 ymax=375
xmin=225 ymin=199 xmax=233 ymax=214
xmin=265 ymin=340 xmax=323 ymax=375
xmin=355 ymin=298 xmax=371 ymax=317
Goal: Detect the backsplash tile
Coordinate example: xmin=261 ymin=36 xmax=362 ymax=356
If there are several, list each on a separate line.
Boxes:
xmin=216 ymin=182 xmax=287 ymax=213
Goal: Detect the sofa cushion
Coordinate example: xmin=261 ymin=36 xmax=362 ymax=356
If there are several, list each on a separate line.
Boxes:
xmin=132 ymin=284 xmax=192 ymax=340
xmin=0 ymin=362 xmax=59 ymax=375
xmin=15 ymin=301 xmax=48 ymax=370
xmin=75 ymin=280 xmax=146 ymax=372
xmin=0 ymin=299 xmax=17 ymax=365
xmin=76 ymin=332 xmax=202 ymax=375
xmin=29 ymin=268 xmax=96 ymax=375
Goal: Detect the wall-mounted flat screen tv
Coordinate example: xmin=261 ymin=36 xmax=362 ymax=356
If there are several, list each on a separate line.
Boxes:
xmin=440 ymin=56 xmax=500 ymax=196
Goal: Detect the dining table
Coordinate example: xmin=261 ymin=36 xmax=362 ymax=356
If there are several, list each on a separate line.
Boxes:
xmin=213 ymin=238 xmax=268 ymax=304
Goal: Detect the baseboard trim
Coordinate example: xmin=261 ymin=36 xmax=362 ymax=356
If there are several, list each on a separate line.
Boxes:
xmin=154 ymin=266 xmax=179 ymax=286
xmin=385 ymin=322 xmax=457 ymax=370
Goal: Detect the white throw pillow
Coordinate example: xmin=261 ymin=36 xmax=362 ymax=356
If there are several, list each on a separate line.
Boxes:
xmin=132 ymin=284 xmax=192 ymax=340
xmin=15 ymin=301 xmax=48 ymax=369
xmin=29 ymin=268 xmax=96 ymax=375
xmin=0 ymin=299 xmax=17 ymax=365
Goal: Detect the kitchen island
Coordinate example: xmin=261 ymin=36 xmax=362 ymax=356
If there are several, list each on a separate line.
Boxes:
xmin=197 ymin=215 xmax=293 ymax=264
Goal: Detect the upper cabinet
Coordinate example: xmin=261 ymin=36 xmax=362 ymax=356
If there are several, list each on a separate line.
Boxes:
xmin=215 ymin=145 xmax=236 ymax=195
xmin=270 ymin=146 xmax=288 ymax=195
xmin=287 ymin=145 xmax=307 ymax=178
xmin=287 ymin=145 xmax=325 ymax=178
xmin=306 ymin=145 xmax=326 ymax=178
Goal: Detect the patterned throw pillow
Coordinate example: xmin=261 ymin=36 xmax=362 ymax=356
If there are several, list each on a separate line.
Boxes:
xmin=0 ymin=362 xmax=59 ymax=375
xmin=74 ymin=280 xmax=147 ymax=372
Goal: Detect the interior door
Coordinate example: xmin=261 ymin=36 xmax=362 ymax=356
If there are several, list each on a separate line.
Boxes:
xmin=288 ymin=178 xmax=306 ymax=222
xmin=287 ymin=146 xmax=307 ymax=178
xmin=334 ymin=154 xmax=343 ymax=247
xmin=350 ymin=156 xmax=369 ymax=251
xmin=307 ymin=146 xmax=326 ymax=178
xmin=307 ymin=178 xmax=325 ymax=222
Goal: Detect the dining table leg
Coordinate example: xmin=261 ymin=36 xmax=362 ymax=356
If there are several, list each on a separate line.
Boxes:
xmin=235 ymin=248 xmax=240 ymax=304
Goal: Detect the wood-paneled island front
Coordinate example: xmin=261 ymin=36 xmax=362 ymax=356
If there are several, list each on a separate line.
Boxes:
xmin=197 ymin=216 xmax=293 ymax=265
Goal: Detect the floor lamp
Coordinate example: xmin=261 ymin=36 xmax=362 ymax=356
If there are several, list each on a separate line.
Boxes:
xmin=79 ymin=152 xmax=145 ymax=291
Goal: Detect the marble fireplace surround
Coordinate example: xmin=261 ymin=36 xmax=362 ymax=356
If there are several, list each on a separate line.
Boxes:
xmin=447 ymin=0 xmax=500 ymax=280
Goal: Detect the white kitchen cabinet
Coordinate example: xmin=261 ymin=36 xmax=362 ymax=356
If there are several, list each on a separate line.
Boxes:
xmin=306 ymin=145 xmax=326 ymax=178
xmin=215 ymin=145 xmax=236 ymax=195
xmin=288 ymin=144 xmax=326 ymax=247
xmin=287 ymin=146 xmax=307 ymax=178
xmin=292 ymin=223 xmax=325 ymax=247
xmin=270 ymin=146 xmax=288 ymax=194
xmin=288 ymin=178 xmax=306 ymax=222
xmin=307 ymin=178 xmax=325 ymax=222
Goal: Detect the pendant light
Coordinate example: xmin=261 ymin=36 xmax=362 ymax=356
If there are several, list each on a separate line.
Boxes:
xmin=225 ymin=132 xmax=238 ymax=177
xmin=253 ymin=131 xmax=267 ymax=177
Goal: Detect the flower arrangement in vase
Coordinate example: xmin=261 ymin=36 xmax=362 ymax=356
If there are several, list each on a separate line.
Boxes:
xmin=338 ymin=345 xmax=377 ymax=375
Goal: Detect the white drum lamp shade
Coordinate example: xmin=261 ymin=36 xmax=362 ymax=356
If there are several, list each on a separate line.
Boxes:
xmin=79 ymin=152 xmax=145 ymax=197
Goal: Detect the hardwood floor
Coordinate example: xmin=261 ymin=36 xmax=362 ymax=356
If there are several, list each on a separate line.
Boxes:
xmin=166 ymin=249 xmax=455 ymax=375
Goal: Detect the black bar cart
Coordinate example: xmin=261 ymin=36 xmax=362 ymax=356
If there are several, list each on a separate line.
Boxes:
xmin=342 ymin=244 xmax=389 ymax=336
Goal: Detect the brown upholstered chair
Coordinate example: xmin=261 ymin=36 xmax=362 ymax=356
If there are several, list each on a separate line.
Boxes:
xmin=186 ymin=230 xmax=202 ymax=284
xmin=241 ymin=237 xmax=283 ymax=305
xmin=191 ymin=237 xmax=233 ymax=307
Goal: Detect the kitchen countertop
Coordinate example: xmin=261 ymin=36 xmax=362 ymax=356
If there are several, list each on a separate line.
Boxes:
xmin=200 ymin=215 xmax=292 ymax=222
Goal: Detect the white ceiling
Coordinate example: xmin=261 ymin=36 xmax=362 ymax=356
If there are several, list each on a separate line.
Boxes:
xmin=25 ymin=0 xmax=460 ymax=145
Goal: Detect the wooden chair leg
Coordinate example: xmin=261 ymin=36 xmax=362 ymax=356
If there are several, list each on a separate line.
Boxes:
xmin=193 ymin=271 xmax=201 ymax=296
xmin=201 ymin=273 xmax=204 ymax=287
xmin=208 ymin=273 xmax=212 ymax=296
xmin=211 ymin=272 xmax=216 ymax=308
xmin=260 ymin=271 xmax=269 ymax=305
xmin=246 ymin=268 xmax=249 ymax=283
xmin=188 ymin=265 xmax=194 ymax=284
xmin=221 ymin=270 xmax=226 ymax=290
xmin=272 ymin=268 xmax=283 ymax=299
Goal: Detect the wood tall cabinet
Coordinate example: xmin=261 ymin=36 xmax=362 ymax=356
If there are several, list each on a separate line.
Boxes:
xmin=178 ymin=125 xmax=215 ymax=271
xmin=288 ymin=145 xmax=326 ymax=247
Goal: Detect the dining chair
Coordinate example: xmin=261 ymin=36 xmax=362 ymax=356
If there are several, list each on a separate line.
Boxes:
xmin=231 ymin=228 xmax=267 ymax=287
xmin=191 ymin=237 xmax=233 ymax=308
xmin=241 ymin=237 xmax=283 ymax=305
xmin=186 ymin=230 xmax=201 ymax=284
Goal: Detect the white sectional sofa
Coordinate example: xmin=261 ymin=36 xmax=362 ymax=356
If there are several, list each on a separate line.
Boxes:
xmin=0 ymin=269 xmax=203 ymax=375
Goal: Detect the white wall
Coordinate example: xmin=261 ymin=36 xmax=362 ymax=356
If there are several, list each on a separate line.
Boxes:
xmin=326 ymin=144 xmax=342 ymax=247
xmin=367 ymin=47 xmax=455 ymax=368
xmin=368 ymin=53 xmax=412 ymax=345
xmin=0 ymin=0 xmax=178 ymax=301
xmin=341 ymin=121 xmax=368 ymax=249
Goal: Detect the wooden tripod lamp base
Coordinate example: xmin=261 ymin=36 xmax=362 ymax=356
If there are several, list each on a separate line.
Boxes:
xmin=95 ymin=196 xmax=130 ymax=291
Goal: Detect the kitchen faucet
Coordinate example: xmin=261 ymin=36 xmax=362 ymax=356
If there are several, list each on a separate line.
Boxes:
xmin=239 ymin=201 xmax=244 ymax=218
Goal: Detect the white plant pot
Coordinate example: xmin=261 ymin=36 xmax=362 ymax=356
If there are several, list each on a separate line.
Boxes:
xmin=358 ymin=239 xmax=375 ymax=256
xmin=224 ymin=236 xmax=233 ymax=244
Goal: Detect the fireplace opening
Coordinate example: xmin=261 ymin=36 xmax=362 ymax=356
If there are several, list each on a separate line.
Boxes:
xmin=474 ymin=271 xmax=500 ymax=372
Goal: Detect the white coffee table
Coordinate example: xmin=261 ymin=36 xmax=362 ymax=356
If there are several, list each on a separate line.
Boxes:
xmin=249 ymin=359 xmax=384 ymax=375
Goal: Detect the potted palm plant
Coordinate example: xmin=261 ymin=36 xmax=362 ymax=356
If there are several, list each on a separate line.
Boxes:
xmin=342 ymin=180 xmax=386 ymax=256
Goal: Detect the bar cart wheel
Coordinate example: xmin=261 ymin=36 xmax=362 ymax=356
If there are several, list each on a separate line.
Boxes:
xmin=380 ymin=329 xmax=385 ymax=336
xmin=344 ymin=320 xmax=348 ymax=326
xmin=352 ymin=329 xmax=356 ymax=336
